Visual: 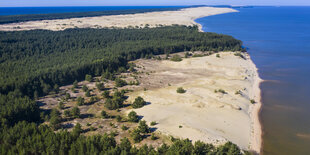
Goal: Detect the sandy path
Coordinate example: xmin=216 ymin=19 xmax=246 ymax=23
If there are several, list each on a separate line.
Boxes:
xmin=127 ymin=52 xmax=262 ymax=153
xmin=0 ymin=7 xmax=237 ymax=31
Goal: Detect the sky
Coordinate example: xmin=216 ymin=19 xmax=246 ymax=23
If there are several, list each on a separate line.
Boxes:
xmin=1 ymin=0 xmax=310 ymax=7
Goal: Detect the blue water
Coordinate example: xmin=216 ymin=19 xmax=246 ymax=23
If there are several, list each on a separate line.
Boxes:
xmin=196 ymin=6 xmax=310 ymax=154
xmin=0 ymin=6 xmax=182 ymax=16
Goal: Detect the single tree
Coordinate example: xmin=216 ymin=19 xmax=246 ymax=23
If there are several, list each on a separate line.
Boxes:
xmin=138 ymin=120 xmax=150 ymax=133
xmin=132 ymin=96 xmax=146 ymax=109
xmin=101 ymin=110 xmax=109 ymax=118
xmin=71 ymin=107 xmax=80 ymax=118
xmin=128 ymin=111 xmax=139 ymax=122
xmin=131 ymin=128 xmax=143 ymax=143
xmin=77 ymin=96 xmax=84 ymax=106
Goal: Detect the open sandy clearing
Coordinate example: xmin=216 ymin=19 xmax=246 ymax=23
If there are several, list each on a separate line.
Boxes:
xmin=127 ymin=52 xmax=261 ymax=152
xmin=0 ymin=7 xmax=237 ymax=31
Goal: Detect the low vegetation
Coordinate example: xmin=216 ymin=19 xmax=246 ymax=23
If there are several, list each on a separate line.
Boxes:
xmin=176 ymin=87 xmax=186 ymax=93
xmin=132 ymin=96 xmax=146 ymax=109
xmin=170 ymin=55 xmax=183 ymax=62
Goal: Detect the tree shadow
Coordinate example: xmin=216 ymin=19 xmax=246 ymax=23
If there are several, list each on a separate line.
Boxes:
xmin=150 ymin=127 xmax=157 ymax=133
xmin=80 ymin=113 xmax=95 ymax=119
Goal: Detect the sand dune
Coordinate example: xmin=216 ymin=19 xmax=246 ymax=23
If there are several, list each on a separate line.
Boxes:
xmin=0 ymin=7 xmax=237 ymax=31
xmin=127 ymin=52 xmax=262 ymax=152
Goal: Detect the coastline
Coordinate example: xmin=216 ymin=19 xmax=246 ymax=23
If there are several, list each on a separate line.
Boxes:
xmin=246 ymin=54 xmax=263 ymax=153
xmin=194 ymin=16 xmax=262 ymax=154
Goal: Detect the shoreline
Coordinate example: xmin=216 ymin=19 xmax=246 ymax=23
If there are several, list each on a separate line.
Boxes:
xmin=246 ymin=54 xmax=263 ymax=153
xmin=193 ymin=16 xmax=262 ymax=154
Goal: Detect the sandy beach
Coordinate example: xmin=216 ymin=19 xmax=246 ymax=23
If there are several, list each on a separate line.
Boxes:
xmin=126 ymin=52 xmax=262 ymax=153
xmin=0 ymin=7 xmax=237 ymax=31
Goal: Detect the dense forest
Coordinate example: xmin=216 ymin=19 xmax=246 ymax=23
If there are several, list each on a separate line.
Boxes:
xmin=0 ymin=7 xmax=186 ymax=24
xmin=0 ymin=26 xmax=247 ymax=154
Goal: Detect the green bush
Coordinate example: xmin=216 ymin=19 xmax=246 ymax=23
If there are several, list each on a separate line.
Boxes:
xmin=128 ymin=111 xmax=139 ymax=122
xmin=101 ymin=110 xmax=109 ymax=118
xmin=150 ymin=121 xmax=157 ymax=126
xmin=115 ymin=78 xmax=127 ymax=87
xmin=85 ymin=74 xmax=92 ymax=82
xmin=176 ymin=87 xmax=186 ymax=93
xmin=170 ymin=55 xmax=183 ymax=62
xmin=132 ymin=96 xmax=146 ymax=109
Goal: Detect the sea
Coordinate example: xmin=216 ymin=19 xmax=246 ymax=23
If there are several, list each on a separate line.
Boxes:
xmin=1 ymin=6 xmax=310 ymax=155
xmin=196 ymin=6 xmax=310 ymax=155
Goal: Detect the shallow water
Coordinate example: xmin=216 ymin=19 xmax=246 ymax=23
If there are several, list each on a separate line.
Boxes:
xmin=196 ymin=6 xmax=310 ymax=154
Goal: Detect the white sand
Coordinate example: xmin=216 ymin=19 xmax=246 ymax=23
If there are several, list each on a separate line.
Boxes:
xmin=0 ymin=7 xmax=237 ymax=31
xmin=127 ymin=52 xmax=262 ymax=153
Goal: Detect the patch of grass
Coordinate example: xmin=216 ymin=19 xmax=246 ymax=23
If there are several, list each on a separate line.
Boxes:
xmin=192 ymin=54 xmax=204 ymax=57
xmin=170 ymin=55 xmax=183 ymax=62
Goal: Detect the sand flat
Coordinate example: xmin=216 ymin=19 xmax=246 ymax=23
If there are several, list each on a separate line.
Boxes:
xmin=127 ymin=52 xmax=262 ymax=152
xmin=0 ymin=7 xmax=237 ymax=31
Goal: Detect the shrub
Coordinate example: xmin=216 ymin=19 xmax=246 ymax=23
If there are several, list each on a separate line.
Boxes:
xmin=151 ymin=133 xmax=157 ymax=140
xmin=73 ymin=80 xmax=78 ymax=88
xmin=85 ymin=90 xmax=91 ymax=97
xmin=216 ymin=54 xmax=220 ymax=58
xmin=170 ymin=55 xmax=183 ymax=62
xmin=234 ymin=52 xmax=245 ymax=59
xmin=58 ymin=101 xmax=64 ymax=109
xmin=131 ymin=128 xmax=143 ymax=143
xmin=128 ymin=111 xmax=139 ymax=122
xmin=64 ymin=110 xmax=71 ymax=117
xmin=65 ymin=93 xmax=71 ymax=100
xmin=121 ymin=125 xmax=129 ymax=131
xmin=82 ymin=85 xmax=88 ymax=92
xmin=116 ymin=115 xmax=122 ymax=122
xmin=96 ymin=82 xmax=104 ymax=91
xmin=101 ymin=110 xmax=109 ymax=118
xmin=176 ymin=87 xmax=186 ymax=93
xmin=150 ymin=121 xmax=157 ymax=126
xmin=102 ymin=90 xmax=110 ymax=98
xmin=132 ymin=96 xmax=146 ymax=109
xmin=250 ymin=99 xmax=256 ymax=104
xmin=115 ymin=78 xmax=127 ymax=87
xmin=85 ymin=74 xmax=92 ymax=82
xmin=138 ymin=120 xmax=150 ymax=133
xmin=235 ymin=90 xmax=242 ymax=95
xmin=71 ymin=107 xmax=80 ymax=118
xmin=77 ymin=97 xmax=84 ymax=106
xmin=215 ymin=89 xmax=226 ymax=94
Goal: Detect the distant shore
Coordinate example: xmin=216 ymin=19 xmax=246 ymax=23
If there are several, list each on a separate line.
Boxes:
xmin=0 ymin=7 xmax=237 ymax=31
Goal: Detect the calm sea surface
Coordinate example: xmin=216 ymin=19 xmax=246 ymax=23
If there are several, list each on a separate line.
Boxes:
xmin=0 ymin=6 xmax=182 ymax=16
xmin=196 ymin=6 xmax=310 ymax=155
